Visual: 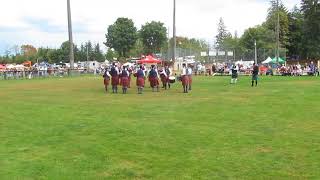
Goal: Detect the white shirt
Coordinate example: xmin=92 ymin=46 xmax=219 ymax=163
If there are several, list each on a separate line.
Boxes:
xmin=181 ymin=67 xmax=187 ymax=76
xmin=187 ymin=68 xmax=192 ymax=75
xmin=165 ymin=68 xmax=172 ymax=76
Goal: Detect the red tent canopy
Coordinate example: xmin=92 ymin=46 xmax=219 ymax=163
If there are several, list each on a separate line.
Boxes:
xmin=0 ymin=64 xmax=6 ymax=69
xmin=137 ymin=55 xmax=162 ymax=64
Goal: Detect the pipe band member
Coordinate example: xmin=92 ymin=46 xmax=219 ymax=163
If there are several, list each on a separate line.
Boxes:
xmin=120 ymin=66 xmax=130 ymax=94
xmin=110 ymin=62 xmax=120 ymax=93
xmin=159 ymin=68 xmax=168 ymax=89
xmin=148 ymin=65 xmax=160 ymax=92
xmin=187 ymin=64 xmax=193 ymax=91
xmin=181 ymin=63 xmax=189 ymax=93
xmin=164 ymin=65 xmax=172 ymax=89
xmin=231 ymin=65 xmax=238 ymax=84
xmin=252 ymin=63 xmax=259 ymax=87
xmin=103 ymin=67 xmax=111 ymax=93
xmin=136 ymin=65 xmax=145 ymax=94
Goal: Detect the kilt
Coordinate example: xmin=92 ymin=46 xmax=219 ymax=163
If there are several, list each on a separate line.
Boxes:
xmin=181 ymin=75 xmax=189 ymax=86
xmin=128 ymin=75 xmax=131 ymax=88
xmin=149 ymin=77 xmax=159 ymax=87
xmin=136 ymin=77 xmax=145 ymax=87
xmin=160 ymin=74 xmax=167 ymax=83
xmin=232 ymin=73 xmax=238 ymax=79
xmin=252 ymin=74 xmax=258 ymax=81
xmin=188 ymin=75 xmax=192 ymax=85
xmin=104 ymin=79 xmax=110 ymax=86
xmin=111 ymin=76 xmax=119 ymax=86
xmin=121 ymin=77 xmax=129 ymax=87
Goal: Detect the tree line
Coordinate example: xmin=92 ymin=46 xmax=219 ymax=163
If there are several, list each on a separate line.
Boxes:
xmin=0 ymin=41 xmax=105 ymax=64
xmin=216 ymin=0 xmax=320 ymax=61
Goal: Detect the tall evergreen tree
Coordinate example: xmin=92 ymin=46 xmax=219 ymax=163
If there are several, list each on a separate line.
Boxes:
xmin=287 ymin=5 xmax=304 ymax=59
xmin=301 ymin=0 xmax=320 ymax=59
xmin=215 ymin=17 xmax=231 ymax=50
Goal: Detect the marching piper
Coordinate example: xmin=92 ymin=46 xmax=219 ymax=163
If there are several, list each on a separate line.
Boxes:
xmin=110 ymin=62 xmax=120 ymax=93
xmin=148 ymin=65 xmax=160 ymax=92
xmin=231 ymin=65 xmax=239 ymax=84
xmin=181 ymin=63 xmax=189 ymax=93
xmin=164 ymin=65 xmax=172 ymax=89
xmin=187 ymin=64 xmax=193 ymax=91
xmin=252 ymin=63 xmax=259 ymax=87
xmin=136 ymin=65 xmax=145 ymax=94
xmin=102 ymin=67 xmax=111 ymax=93
xmin=120 ymin=66 xmax=130 ymax=94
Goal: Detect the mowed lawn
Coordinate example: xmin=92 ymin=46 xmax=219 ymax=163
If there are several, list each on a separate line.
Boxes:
xmin=0 ymin=76 xmax=320 ymax=179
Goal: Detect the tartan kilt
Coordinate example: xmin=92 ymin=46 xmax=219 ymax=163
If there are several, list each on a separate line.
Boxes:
xmin=136 ymin=77 xmax=145 ymax=87
xmin=160 ymin=74 xmax=167 ymax=83
xmin=252 ymin=74 xmax=258 ymax=81
xmin=149 ymin=77 xmax=159 ymax=87
xmin=111 ymin=76 xmax=119 ymax=86
xmin=103 ymin=79 xmax=110 ymax=86
xmin=181 ymin=75 xmax=189 ymax=86
xmin=232 ymin=73 xmax=238 ymax=79
xmin=121 ymin=77 xmax=129 ymax=87
xmin=188 ymin=75 xmax=192 ymax=85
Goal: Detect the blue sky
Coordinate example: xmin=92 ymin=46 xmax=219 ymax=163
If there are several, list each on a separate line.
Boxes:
xmin=0 ymin=0 xmax=300 ymax=55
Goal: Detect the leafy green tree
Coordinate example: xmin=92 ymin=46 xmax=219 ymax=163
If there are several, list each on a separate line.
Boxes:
xmin=37 ymin=48 xmax=50 ymax=62
xmin=140 ymin=21 xmax=167 ymax=54
xmin=105 ymin=48 xmax=118 ymax=61
xmin=47 ymin=49 xmax=63 ymax=64
xmin=240 ymin=25 xmax=276 ymax=61
xmin=105 ymin=18 xmax=138 ymax=59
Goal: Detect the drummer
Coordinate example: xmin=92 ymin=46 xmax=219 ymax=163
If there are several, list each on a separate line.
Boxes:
xmin=164 ymin=65 xmax=172 ymax=89
xmin=148 ymin=65 xmax=160 ymax=92
xmin=159 ymin=68 xmax=167 ymax=89
xmin=187 ymin=64 xmax=193 ymax=91
xmin=136 ymin=65 xmax=145 ymax=94
xmin=181 ymin=63 xmax=189 ymax=93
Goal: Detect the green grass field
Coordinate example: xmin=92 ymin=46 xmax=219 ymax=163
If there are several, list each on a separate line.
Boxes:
xmin=1 ymin=76 xmax=320 ymax=179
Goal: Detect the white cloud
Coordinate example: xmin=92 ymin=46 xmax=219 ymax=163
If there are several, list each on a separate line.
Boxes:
xmin=0 ymin=0 xmax=300 ymax=52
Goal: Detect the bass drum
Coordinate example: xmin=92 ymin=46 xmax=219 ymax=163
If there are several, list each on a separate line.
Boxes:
xmin=169 ymin=76 xmax=176 ymax=83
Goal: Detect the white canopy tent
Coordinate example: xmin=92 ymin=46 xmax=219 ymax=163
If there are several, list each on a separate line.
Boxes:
xmin=262 ymin=57 xmax=272 ymax=64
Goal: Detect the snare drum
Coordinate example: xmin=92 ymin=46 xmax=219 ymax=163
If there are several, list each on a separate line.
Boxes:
xmin=169 ymin=76 xmax=176 ymax=83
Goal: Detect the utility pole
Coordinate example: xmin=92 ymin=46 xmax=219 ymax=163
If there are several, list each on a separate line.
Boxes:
xmin=207 ymin=41 xmax=210 ymax=63
xmin=86 ymin=42 xmax=89 ymax=71
xmin=67 ymin=0 xmax=74 ymax=69
xmin=254 ymin=40 xmax=257 ymax=64
xmin=172 ymin=0 xmax=176 ymax=62
xmin=276 ymin=0 xmax=280 ymax=63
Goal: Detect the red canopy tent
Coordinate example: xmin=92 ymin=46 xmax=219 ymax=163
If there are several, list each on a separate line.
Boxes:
xmin=0 ymin=64 xmax=6 ymax=70
xmin=137 ymin=55 xmax=162 ymax=64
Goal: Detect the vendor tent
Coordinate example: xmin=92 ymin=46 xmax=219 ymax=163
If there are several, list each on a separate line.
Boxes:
xmin=262 ymin=57 xmax=272 ymax=64
xmin=0 ymin=64 xmax=6 ymax=69
xmin=137 ymin=55 xmax=162 ymax=64
xmin=271 ymin=57 xmax=286 ymax=64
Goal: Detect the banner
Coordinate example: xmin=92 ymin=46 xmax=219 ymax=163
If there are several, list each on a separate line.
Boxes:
xmin=209 ymin=51 xmax=217 ymax=56
xmin=218 ymin=51 xmax=225 ymax=56
xmin=201 ymin=52 xmax=207 ymax=57
xmin=227 ymin=51 xmax=234 ymax=56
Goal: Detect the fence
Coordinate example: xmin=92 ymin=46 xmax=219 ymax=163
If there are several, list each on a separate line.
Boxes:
xmin=0 ymin=69 xmax=101 ymax=80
